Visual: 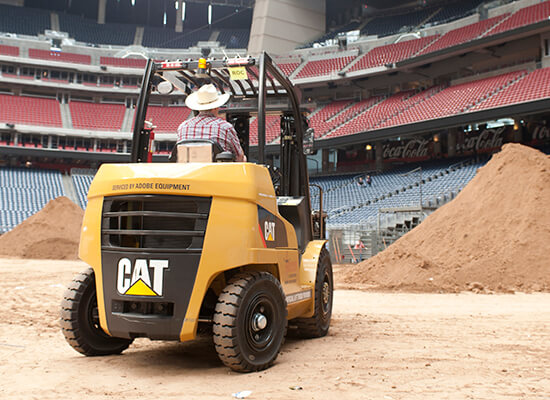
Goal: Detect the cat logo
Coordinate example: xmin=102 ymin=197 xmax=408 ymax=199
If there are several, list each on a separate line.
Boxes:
xmin=264 ymin=221 xmax=275 ymax=241
xmin=116 ymin=258 xmax=169 ymax=297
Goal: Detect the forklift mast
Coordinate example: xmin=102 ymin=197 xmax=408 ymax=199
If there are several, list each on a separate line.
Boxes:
xmin=131 ymin=52 xmax=316 ymax=240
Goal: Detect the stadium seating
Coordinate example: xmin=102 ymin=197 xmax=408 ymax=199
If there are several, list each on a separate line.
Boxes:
xmin=249 ymin=115 xmax=280 ymax=145
xmin=0 ymin=94 xmax=62 ymax=127
xmin=418 ymin=14 xmax=508 ymax=56
xmin=295 ymin=55 xmax=355 ymax=79
xmin=0 ymin=4 xmax=50 ymax=36
xmin=0 ymin=167 xmax=65 ymax=233
xmin=375 ymin=86 xmax=443 ymax=129
xmin=361 ymin=7 xmax=436 ymax=38
xmin=379 ymin=71 xmax=526 ymax=127
xmin=71 ymin=169 xmax=95 ymax=209
xmin=327 ymin=97 xmax=384 ymax=134
xmin=308 ymin=100 xmax=354 ymax=138
xmin=217 ymin=29 xmax=250 ymax=48
xmin=302 ymin=21 xmax=361 ymax=47
xmin=145 ymin=105 xmax=192 ymax=133
xmin=275 ymin=61 xmax=302 ymax=77
xmin=100 ymin=57 xmax=147 ymax=69
xmin=357 ymin=0 xmax=484 ymax=38
xmin=142 ymin=27 xmax=211 ymax=49
xmin=348 ymin=35 xmax=438 ymax=72
xmin=58 ymin=13 xmax=136 ymax=46
xmin=316 ymin=96 xmax=388 ymax=138
xmin=310 ymin=159 xmax=484 ymax=227
xmin=325 ymin=92 xmax=413 ymax=138
xmin=428 ymin=0 xmax=485 ymax=25
xmin=484 ymin=0 xmax=550 ymax=37
xmin=470 ymin=67 xmax=550 ymax=111
xmin=0 ymin=44 xmax=19 ymax=57
xmin=69 ymin=101 xmax=126 ymax=131
xmin=28 ymin=49 xmax=91 ymax=65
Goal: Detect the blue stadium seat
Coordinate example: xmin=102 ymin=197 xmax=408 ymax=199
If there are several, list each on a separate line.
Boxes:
xmin=71 ymin=170 xmax=95 ymax=209
xmin=0 ymin=168 xmax=65 ymax=233
xmin=142 ymin=27 xmax=211 ymax=49
xmin=310 ymin=159 xmax=486 ymax=228
xmin=58 ymin=13 xmax=136 ymax=46
xmin=0 ymin=5 xmax=50 ymax=36
xmin=217 ymin=29 xmax=250 ymax=48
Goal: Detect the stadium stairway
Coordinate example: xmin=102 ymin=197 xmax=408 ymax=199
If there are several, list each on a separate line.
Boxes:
xmin=320 ymin=97 xmax=386 ymax=138
xmin=316 ymin=158 xmax=483 ymax=228
xmin=134 ymin=27 xmax=144 ymax=46
xmin=289 ymin=61 xmax=307 ymax=79
xmin=60 ymin=103 xmax=73 ymax=129
xmin=50 ymin=11 xmax=59 ymax=31
xmin=61 ymin=174 xmax=80 ymax=207
xmin=70 ymin=169 xmax=95 ymax=209
xmin=376 ymin=215 xmax=422 ymax=252
xmin=415 ymin=7 xmax=443 ymax=32
xmin=375 ymin=86 xmax=444 ymax=129
xmin=464 ymin=70 xmax=529 ymax=111
xmin=121 ymin=107 xmax=135 ymax=132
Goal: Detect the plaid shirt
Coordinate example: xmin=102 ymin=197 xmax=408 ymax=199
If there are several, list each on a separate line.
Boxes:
xmin=176 ymin=112 xmax=244 ymax=161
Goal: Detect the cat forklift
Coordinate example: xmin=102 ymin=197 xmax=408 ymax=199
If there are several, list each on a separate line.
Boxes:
xmin=60 ymin=52 xmax=332 ymax=372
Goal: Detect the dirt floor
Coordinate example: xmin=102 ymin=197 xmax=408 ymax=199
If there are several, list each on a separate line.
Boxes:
xmin=0 ymin=259 xmax=548 ymax=399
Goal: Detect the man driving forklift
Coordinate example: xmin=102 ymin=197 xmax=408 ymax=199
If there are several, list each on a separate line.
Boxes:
xmin=176 ymin=83 xmax=246 ymax=162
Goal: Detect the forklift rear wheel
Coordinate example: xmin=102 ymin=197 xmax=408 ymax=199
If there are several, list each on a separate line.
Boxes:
xmin=213 ymin=271 xmax=287 ymax=372
xmin=290 ymin=247 xmax=333 ymax=338
xmin=60 ymin=268 xmax=133 ymax=356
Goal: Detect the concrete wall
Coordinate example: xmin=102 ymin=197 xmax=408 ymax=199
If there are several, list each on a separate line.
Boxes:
xmin=488 ymin=0 xmax=541 ymax=18
xmin=248 ymin=0 xmax=325 ymax=56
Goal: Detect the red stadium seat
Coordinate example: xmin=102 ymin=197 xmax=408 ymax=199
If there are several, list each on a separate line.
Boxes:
xmin=380 ymin=71 xmax=526 ymax=127
xmin=100 ymin=56 xmax=147 ymax=69
xmin=418 ymin=15 xmax=508 ymax=56
xmin=275 ymin=61 xmax=301 ymax=76
xmin=348 ymin=36 xmax=438 ymax=72
xmin=69 ymin=101 xmax=126 ymax=130
xmin=470 ymin=67 xmax=550 ymax=111
xmin=249 ymin=115 xmax=280 ymax=145
xmin=295 ymin=55 xmax=355 ymax=79
xmin=145 ymin=105 xmax=192 ymax=133
xmin=0 ymin=44 xmax=19 ymax=57
xmin=0 ymin=94 xmax=62 ymax=127
xmin=28 ymin=48 xmax=91 ymax=65
xmin=484 ymin=0 xmax=550 ymax=37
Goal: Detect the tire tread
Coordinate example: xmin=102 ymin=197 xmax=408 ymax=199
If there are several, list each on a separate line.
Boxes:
xmin=60 ymin=267 xmax=132 ymax=356
xmin=213 ymin=272 xmax=287 ymax=372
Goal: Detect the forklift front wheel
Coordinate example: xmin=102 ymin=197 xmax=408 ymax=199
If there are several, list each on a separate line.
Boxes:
xmin=213 ymin=271 xmax=287 ymax=372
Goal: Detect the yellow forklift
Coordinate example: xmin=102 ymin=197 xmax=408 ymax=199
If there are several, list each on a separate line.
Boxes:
xmin=60 ymin=53 xmax=332 ymax=372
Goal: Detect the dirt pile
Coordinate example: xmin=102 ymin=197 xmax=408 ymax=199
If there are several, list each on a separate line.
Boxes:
xmin=339 ymin=143 xmax=550 ymax=293
xmin=0 ymin=197 xmax=84 ymax=259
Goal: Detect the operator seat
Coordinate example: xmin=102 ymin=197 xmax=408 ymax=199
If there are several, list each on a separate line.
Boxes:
xmin=169 ymin=139 xmax=235 ymax=163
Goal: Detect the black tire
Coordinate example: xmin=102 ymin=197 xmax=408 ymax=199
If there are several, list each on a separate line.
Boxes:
xmin=213 ymin=271 xmax=287 ymax=372
xmin=291 ymin=247 xmax=333 ymax=338
xmin=60 ymin=268 xmax=133 ymax=356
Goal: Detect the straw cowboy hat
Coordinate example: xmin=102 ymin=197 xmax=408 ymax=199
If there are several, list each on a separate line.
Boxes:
xmin=185 ymin=84 xmax=230 ymax=111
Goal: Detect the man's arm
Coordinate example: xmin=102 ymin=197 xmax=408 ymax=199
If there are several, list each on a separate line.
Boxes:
xmin=223 ymin=124 xmax=246 ymax=162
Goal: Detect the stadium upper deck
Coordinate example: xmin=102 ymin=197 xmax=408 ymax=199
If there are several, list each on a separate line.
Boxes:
xmin=0 ymin=0 xmax=549 ymax=162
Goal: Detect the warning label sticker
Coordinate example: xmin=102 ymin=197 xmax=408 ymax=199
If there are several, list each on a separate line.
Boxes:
xmin=228 ymin=66 xmax=248 ymax=81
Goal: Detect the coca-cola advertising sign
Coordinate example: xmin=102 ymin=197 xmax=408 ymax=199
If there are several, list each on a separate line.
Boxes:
xmin=457 ymin=127 xmax=505 ymax=153
xmin=531 ymin=124 xmax=550 ymax=143
xmin=383 ymin=138 xmax=430 ymax=160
